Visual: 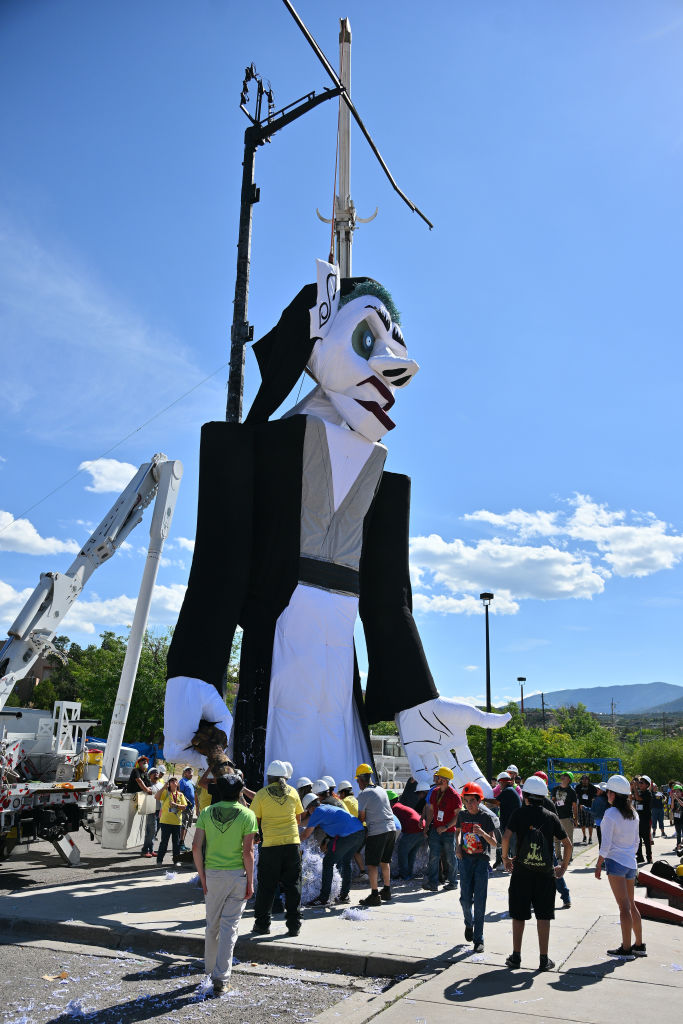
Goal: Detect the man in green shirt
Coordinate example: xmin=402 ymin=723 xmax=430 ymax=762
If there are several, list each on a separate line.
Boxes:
xmin=192 ymin=774 xmax=258 ymax=994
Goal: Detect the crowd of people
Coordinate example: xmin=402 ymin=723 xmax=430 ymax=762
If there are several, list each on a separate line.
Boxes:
xmin=125 ymin=753 xmax=683 ymax=994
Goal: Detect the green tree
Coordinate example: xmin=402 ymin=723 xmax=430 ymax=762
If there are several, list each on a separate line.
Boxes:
xmin=553 ymin=703 xmax=597 ymax=739
xmin=44 ymin=635 xmax=83 ymax=702
xmin=630 ymin=737 xmax=683 ymax=782
xmin=31 ymin=678 xmax=58 ymax=710
xmin=369 ymin=720 xmax=399 ymax=736
xmin=464 ymin=703 xmax=574 ymax=780
xmin=70 ymin=630 xmax=170 ymax=742
xmin=224 ymin=632 xmax=241 ymax=713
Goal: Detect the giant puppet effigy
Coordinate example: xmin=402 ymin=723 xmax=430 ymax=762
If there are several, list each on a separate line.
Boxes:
xmin=164 ymin=259 xmax=510 ymax=795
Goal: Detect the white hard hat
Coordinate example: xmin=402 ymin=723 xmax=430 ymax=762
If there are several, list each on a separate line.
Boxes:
xmin=322 ymin=775 xmax=336 ymax=789
xmin=640 ymin=775 xmax=651 ymax=784
xmin=598 ymin=782 xmax=608 ymax=791
xmin=506 ymin=764 xmax=519 ymax=774
xmin=496 ymin=771 xmax=511 ymax=781
xmin=522 ymin=776 xmax=548 ymax=798
xmin=283 ymin=761 xmax=294 ymax=778
xmin=295 ymin=776 xmax=312 ymax=789
xmin=267 ymin=760 xmax=288 ymax=778
xmin=302 ymin=793 xmax=318 ymax=810
xmin=312 ymin=779 xmax=329 ymax=795
xmin=337 ymin=780 xmax=353 ymax=792
xmin=606 ymin=774 xmax=631 ymax=796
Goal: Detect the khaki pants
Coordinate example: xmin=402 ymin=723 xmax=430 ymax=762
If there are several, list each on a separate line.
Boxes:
xmin=555 ymin=822 xmax=574 ymax=864
xmin=204 ymin=868 xmax=247 ymax=982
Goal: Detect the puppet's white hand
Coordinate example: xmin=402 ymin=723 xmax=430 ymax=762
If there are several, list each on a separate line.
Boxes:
xmin=396 ymin=696 xmax=511 ymax=797
xmin=164 ymin=676 xmax=233 ymax=768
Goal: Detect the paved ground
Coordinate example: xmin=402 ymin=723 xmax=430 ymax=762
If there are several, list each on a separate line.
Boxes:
xmin=0 ymin=936 xmax=357 ymax=1024
xmin=1 ymin=826 xmax=682 ymax=1023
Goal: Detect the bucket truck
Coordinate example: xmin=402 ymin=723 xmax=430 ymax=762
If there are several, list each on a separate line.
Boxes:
xmin=0 ymin=453 xmax=182 ymax=864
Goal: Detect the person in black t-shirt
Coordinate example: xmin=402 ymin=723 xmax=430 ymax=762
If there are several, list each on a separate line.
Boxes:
xmin=550 ymin=772 xmax=578 ymax=858
xmin=125 ymin=756 xmax=152 ymax=795
xmin=575 ymin=775 xmax=598 ymax=845
xmin=502 ymin=776 xmax=571 ymax=972
xmin=635 ymin=776 xmax=652 ymax=863
xmin=493 ymin=772 xmax=522 ymax=869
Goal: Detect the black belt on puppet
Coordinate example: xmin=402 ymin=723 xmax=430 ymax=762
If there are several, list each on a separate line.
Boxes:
xmin=298 ymin=556 xmax=360 ymax=597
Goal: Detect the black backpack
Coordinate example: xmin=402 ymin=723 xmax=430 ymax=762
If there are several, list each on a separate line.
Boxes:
xmin=650 ymin=859 xmax=681 ymax=886
xmin=517 ymin=821 xmax=554 ymax=874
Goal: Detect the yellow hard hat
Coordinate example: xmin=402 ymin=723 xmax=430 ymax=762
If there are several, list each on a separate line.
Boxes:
xmin=355 ymin=763 xmax=373 ymax=777
xmin=435 ymin=766 xmax=454 ymax=780
xmin=676 ymin=864 xmax=683 ymax=878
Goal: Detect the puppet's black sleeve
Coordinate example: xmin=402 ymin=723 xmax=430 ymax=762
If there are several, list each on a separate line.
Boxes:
xmin=166 ymin=422 xmax=253 ymax=694
xmin=359 ymin=471 xmax=438 ymax=722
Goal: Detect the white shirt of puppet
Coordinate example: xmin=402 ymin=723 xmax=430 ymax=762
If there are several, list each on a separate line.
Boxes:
xmin=306 ymin=258 xmax=419 ymax=444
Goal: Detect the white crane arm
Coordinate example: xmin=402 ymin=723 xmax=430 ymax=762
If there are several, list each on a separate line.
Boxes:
xmin=0 ymin=453 xmax=179 ymax=711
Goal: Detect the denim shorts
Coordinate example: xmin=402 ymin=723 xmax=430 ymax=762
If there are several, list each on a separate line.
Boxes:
xmin=604 ymin=857 xmax=636 ymax=879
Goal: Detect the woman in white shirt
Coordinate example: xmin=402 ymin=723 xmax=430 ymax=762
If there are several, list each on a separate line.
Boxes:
xmin=594 ymin=774 xmax=644 ymax=960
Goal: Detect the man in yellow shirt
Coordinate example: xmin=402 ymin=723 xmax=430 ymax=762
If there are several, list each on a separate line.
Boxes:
xmin=249 ymin=759 xmax=303 ymax=937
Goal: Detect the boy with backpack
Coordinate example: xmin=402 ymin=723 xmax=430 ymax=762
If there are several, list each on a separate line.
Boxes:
xmin=501 ymin=775 xmax=572 ymax=972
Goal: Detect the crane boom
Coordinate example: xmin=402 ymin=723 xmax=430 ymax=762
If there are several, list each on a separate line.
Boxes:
xmin=0 ymin=453 xmax=182 ymax=712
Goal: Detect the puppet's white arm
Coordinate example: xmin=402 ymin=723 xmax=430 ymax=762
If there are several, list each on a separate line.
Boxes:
xmin=164 ymin=676 xmax=233 ymax=768
xmin=396 ymin=696 xmax=511 ymax=797
xmin=464 ymin=706 xmax=513 ymax=730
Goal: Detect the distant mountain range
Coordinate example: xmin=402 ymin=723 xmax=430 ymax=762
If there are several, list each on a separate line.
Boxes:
xmin=520 ymin=682 xmax=683 ymax=715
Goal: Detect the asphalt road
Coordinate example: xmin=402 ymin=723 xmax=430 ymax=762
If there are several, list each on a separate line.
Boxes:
xmin=0 ymin=936 xmax=363 ymax=1024
xmin=0 ymin=832 xmax=197 ymax=894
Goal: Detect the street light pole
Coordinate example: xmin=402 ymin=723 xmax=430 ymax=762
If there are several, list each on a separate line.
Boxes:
xmin=518 ymin=676 xmax=526 ymax=720
xmin=480 ymin=592 xmax=494 ymax=783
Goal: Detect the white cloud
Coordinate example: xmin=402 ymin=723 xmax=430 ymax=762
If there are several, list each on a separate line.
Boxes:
xmin=411 ymin=494 xmax=683 ymax=616
xmin=410 ymin=535 xmax=604 ymax=605
xmin=176 ymin=537 xmax=195 ymax=552
xmin=413 ymin=591 xmax=520 ymax=615
xmin=464 ymin=665 xmax=478 ymax=672
xmin=0 ymin=510 xmax=80 ymax=555
xmin=79 ymin=458 xmax=138 ymax=494
xmin=0 ymin=577 xmax=186 ymax=637
xmin=465 ymin=508 xmax=560 ymax=539
xmin=0 ymin=580 xmax=34 ymax=631
xmin=565 ymin=495 xmax=683 ymax=577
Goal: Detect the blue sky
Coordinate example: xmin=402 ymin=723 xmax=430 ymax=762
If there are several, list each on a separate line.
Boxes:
xmin=1 ymin=1 xmax=682 ymax=707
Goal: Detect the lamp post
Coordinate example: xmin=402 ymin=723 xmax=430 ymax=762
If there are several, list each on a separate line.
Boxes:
xmin=518 ymin=676 xmax=526 ymax=720
xmin=480 ymin=592 xmax=494 ymax=783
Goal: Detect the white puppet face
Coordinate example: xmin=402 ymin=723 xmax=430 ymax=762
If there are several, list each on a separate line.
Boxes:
xmin=307 ymin=266 xmax=419 ymax=442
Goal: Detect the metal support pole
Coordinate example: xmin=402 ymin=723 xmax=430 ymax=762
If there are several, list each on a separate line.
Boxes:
xmin=102 ymin=460 xmax=183 ymax=783
xmin=226 ymin=132 xmax=259 ymax=424
xmin=336 ymin=18 xmax=353 ymax=277
xmin=518 ymin=676 xmax=526 ymax=721
xmin=485 ymin=606 xmax=492 ymax=781
xmin=541 ymin=692 xmax=546 ymax=729
xmin=480 ymin=592 xmax=494 ymax=783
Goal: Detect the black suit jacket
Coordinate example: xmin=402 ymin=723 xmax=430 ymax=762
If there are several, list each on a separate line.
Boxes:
xmin=167 ymin=416 xmax=436 ymax=783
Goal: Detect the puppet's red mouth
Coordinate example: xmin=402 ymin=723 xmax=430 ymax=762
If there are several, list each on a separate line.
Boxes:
xmin=355 ymin=376 xmax=396 ymax=430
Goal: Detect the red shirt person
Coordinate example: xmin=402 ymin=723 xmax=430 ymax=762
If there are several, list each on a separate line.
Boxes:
xmin=389 ymin=791 xmax=426 ymax=881
xmin=423 ymin=767 xmax=462 ymax=891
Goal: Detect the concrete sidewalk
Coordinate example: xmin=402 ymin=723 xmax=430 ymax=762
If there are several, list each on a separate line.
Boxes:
xmin=2 ymin=837 xmax=682 ymax=1022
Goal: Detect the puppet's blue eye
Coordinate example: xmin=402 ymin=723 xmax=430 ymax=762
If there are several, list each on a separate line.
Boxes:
xmin=352 ymin=319 xmax=376 ymax=360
